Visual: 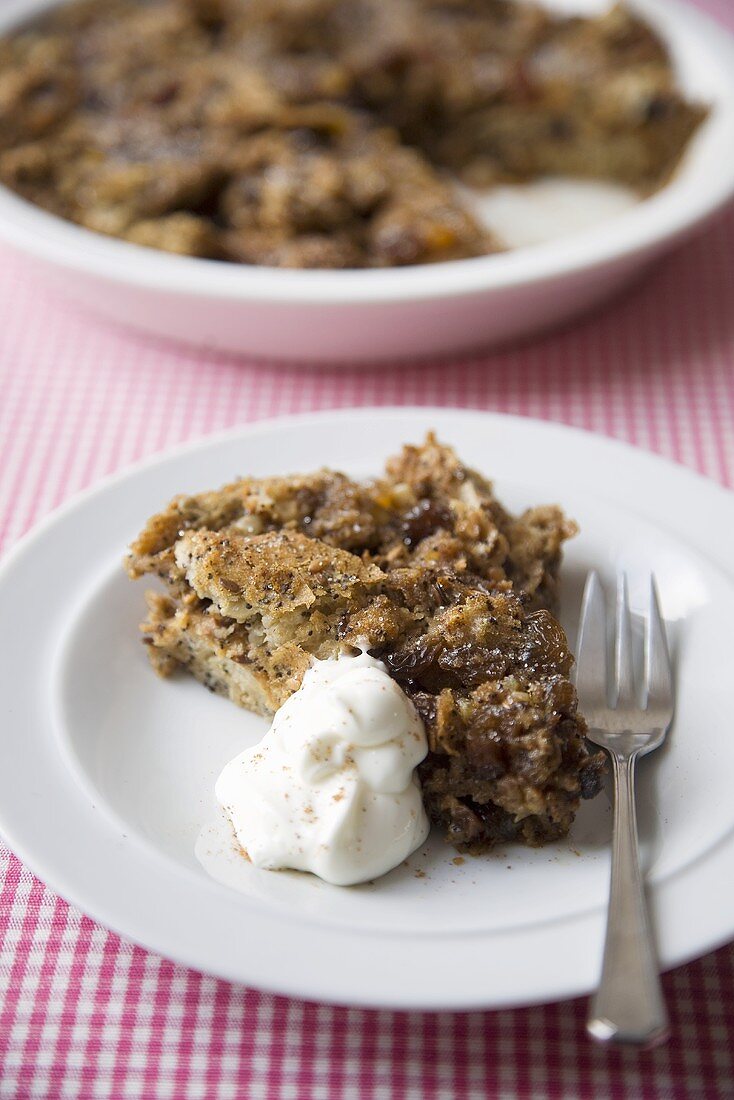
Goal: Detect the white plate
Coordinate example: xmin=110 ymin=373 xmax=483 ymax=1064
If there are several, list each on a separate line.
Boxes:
xmin=2 ymin=408 xmax=734 ymax=1010
xmin=0 ymin=0 xmax=733 ymax=360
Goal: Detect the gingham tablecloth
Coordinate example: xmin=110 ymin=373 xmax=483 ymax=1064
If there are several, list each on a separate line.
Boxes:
xmin=2 ymin=3 xmax=734 ymax=1094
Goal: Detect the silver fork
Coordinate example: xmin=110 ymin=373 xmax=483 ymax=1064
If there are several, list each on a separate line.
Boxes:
xmin=575 ymin=571 xmax=674 ymax=1048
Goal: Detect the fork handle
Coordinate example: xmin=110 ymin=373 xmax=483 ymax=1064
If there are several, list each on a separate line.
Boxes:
xmin=587 ymin=750 xmax=669 ymax=1047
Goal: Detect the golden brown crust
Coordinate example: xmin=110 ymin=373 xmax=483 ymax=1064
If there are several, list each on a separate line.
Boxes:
xmin=175 ymin=528 xmax=383 ymax=623
xmin=126 ymin=432 xmax=573 ymax=610
xmin=126 ymin=469 xmax=382 ymax=578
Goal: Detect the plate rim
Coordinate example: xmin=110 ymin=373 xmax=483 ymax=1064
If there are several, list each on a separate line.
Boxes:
xmin=2 ymin=405 xmax=734 ymax=562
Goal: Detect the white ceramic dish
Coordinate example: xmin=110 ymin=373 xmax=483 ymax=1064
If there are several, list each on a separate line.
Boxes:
xmin=1 ymin=408 xmax=734 ymax=1010
xmin=0 ymin=0 xmax=733 ymax=362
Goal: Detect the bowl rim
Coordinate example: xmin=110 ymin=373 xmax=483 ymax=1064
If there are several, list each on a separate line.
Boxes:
xmin=0 ymin=0 xmax=733 ymax=305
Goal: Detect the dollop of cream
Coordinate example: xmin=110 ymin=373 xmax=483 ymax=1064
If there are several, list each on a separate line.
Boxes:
xmin=216 ymin=652 xmax=430 ymax=886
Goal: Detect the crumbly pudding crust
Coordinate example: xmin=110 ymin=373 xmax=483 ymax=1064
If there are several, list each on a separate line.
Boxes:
xmin=0 ymin=0 xmax=705 ymax=268
xmin=127 ymin=434 xmax=605 ymax=851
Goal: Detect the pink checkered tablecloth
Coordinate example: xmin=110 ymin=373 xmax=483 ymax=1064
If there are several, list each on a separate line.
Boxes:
xmin=2 ymin=0 xmax=734 ymax=1094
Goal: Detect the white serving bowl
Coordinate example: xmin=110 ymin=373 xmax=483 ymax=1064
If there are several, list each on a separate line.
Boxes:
xmin=0 ymin=0 xmax=733 ymax=363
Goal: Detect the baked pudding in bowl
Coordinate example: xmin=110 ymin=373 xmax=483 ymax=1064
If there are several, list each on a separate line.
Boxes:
xmin=0 ymin=0 xmax=732 ymax=358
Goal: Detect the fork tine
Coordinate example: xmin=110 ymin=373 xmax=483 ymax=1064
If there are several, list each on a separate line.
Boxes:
xmin=645 ymin=576 xmax=674 ymax=724
xmin=575 ymin=571 xmax=609 ymax=718
xmin=614 ymin=573 xmax=637 ymax=708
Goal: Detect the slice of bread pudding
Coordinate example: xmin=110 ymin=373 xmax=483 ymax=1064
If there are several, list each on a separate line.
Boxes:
xmin=127 ymin=435 xmax=604 ymax=850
